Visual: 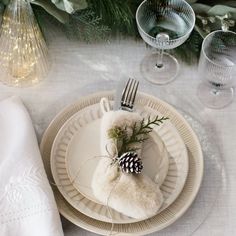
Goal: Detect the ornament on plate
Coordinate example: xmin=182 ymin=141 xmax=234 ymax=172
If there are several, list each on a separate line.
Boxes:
xmin=92 ymin=103 xmax=169 ymax=220
xmin=118 ymin=152 xmax=143 ymax=174
xmin=108 ymin=114 xmax=169 ymax=175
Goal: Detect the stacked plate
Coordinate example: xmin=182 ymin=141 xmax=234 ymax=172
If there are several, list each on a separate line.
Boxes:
xmin=40 ymin=91 xmax=204 ymax=235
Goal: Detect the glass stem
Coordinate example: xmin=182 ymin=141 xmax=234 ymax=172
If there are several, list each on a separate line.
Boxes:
xmin=156 ymin=49 xmax=164 ymax=68
xmin=210 ymin=82 xmax=223 ymax=95
xmin=211 ymin=88 xmax=220 ymax=96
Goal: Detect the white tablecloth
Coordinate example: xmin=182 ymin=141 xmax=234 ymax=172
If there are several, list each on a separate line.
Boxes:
xmin=0 ymin=28 xmax=235 ymax=235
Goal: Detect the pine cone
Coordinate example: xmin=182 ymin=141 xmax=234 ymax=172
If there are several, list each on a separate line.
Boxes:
xmin=118 ymin=152 xmax=143 ymax=174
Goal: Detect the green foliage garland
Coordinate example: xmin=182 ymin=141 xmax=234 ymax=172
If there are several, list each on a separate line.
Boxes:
xmin=0 ymin=0 xmax=235 ymax=63
xmin=66 ymin=9 xmax=110 ymax=42
xmin=88 ymin=0 xmax=138 ymax=35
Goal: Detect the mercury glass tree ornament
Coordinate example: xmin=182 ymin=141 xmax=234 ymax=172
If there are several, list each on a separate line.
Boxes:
xmin=0 ymin=0 xmax=50 ymax=87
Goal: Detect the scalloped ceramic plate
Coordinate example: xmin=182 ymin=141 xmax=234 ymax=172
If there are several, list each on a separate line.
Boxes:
xmin=50 ymin=101 xmax=188 ymax=224
xmin=40 ymin=91 xmax=203 ymax=235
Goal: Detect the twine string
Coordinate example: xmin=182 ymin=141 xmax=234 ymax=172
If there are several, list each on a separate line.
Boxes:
xmin=50 ymin=142 xmax=121 ymax=236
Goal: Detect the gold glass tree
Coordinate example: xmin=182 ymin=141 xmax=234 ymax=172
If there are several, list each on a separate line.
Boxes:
xmin=0 ymin=0 xmax=50 ymax=87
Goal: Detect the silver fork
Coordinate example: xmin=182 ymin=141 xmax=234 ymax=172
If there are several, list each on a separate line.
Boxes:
xmin=120 ymin=78 xmax=139 ymax=111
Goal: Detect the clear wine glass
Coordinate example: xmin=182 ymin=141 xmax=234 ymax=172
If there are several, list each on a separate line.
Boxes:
xmin=136 ymin=0 xmax=195 ymax=84
xmin=197 ymin=30 xmax=236 ymax=109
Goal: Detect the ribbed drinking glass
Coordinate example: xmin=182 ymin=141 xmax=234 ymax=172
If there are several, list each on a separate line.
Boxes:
xmin=136 ymin=0 xmax=195 ymax=84
xmin=197 ymin=30 xmax=236 ymax=109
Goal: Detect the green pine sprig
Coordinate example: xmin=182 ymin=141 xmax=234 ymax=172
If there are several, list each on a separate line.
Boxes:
xmin=171 ymin=29 xmax=203 ymax=64
xmin=66 ymin=9 xmax=110 ymax=42
xmin=88 ymin=0 xmax=138 ymax=35
xmin=108 ymin=115 xmax=169 ymax=156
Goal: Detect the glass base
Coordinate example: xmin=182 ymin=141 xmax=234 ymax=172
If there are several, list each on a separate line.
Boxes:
xmin=197 ymin=83 xmax=234 ymax=109
xmin=140 ymin=52 xmax=179 ymax=85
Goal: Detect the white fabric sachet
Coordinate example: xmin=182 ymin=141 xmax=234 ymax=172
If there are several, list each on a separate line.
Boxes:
xmin=91 ymin=98 xmax=164 ymax=219
xmin=0 ymin=97 xmax=63 ymax=236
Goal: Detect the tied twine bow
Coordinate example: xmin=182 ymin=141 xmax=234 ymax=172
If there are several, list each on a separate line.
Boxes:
xmin=51 ymin=139 xmax=156 ymax=235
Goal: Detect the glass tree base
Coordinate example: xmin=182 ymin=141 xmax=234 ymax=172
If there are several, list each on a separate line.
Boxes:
xmin=197 ymin=83 xmax=234 ymax=109
xmin=140 ymin=52 xmax=179 ymax=85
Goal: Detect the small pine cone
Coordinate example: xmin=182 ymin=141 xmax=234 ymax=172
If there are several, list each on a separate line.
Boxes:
xmin=118 ymin=152 xmax=143 ymax=174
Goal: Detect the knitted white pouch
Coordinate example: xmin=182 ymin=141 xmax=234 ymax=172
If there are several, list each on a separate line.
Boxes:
xmin=91 ymin=98 xmax=164 ymax=219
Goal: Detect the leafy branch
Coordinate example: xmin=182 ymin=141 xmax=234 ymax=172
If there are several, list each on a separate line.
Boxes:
xmin=108 ymin=115 xmax=169 ymax=156
xmin=66 ymin=9 xmax=110 ymax=42
xmin=88 ymin=0 xmax=139 ymax=35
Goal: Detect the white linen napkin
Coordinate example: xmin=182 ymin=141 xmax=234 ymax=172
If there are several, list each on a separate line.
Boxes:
xmin=0 ymin=97 xmax=64 ymax=236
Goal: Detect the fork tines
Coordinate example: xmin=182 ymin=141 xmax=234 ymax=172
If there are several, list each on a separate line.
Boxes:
xmin=120 ymin=78 xmax=139 ymax=110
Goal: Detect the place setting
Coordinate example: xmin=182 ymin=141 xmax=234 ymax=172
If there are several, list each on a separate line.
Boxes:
xmin=39 ymin=77 xmax=203 ymax=235
xmin=0 ymin=0 xmax=235 ymax=236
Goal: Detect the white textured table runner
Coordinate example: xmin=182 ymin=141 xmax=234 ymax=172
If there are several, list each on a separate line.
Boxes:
xmin=0 ymin=27 xmax=235 ymax=235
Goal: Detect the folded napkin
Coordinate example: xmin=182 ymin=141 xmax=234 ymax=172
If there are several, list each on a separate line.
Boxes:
xmin=92 ymin=101 xmax=163 ymax=219
xmin=0 ymin=97 xmax=63 ymax=236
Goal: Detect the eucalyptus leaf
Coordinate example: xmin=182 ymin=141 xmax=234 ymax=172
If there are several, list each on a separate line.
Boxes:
xmin=51 ymin=0 xmax=87 ymax=14
xmin=31 ymin=0 xmax=69 ymax=23
xmin=186 ymin=0 xmax=198 ymax=4
xmin=208 ymin=5 xmax=236 ymax=18
xmin=203 ymin=1 xmax=236 ymax=8
xmin=191 ymin=3 xmax=211 ymax=14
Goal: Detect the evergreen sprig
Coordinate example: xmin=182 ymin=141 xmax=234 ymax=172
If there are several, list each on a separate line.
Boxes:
xmin=88 ymin=0 xmax=139 ymax=35
xmin=108 ymin=115 xmax=169 ymax=156
xmin=172 ymin=29 xmax=203 ymax=64
xmin=67 ymin=9 xmax=110 ymax=42
xmin=31 ymin=0 xmax=236 ymax=64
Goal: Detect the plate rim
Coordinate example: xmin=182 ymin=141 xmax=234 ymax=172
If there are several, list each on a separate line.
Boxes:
xmin=40 ymin=90 xmax=204 ymax=235
xmin=50 ymin=102 xmax=188 ymax=223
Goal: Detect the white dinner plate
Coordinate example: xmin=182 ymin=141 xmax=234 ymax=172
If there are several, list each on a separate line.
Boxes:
xmin=66 ymin=114 xmax=170 ymax=204
xmin=50 ymin=99 xmax=188 ymax=224
xmin=40 ymin=91 xmax=203 ymax=235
